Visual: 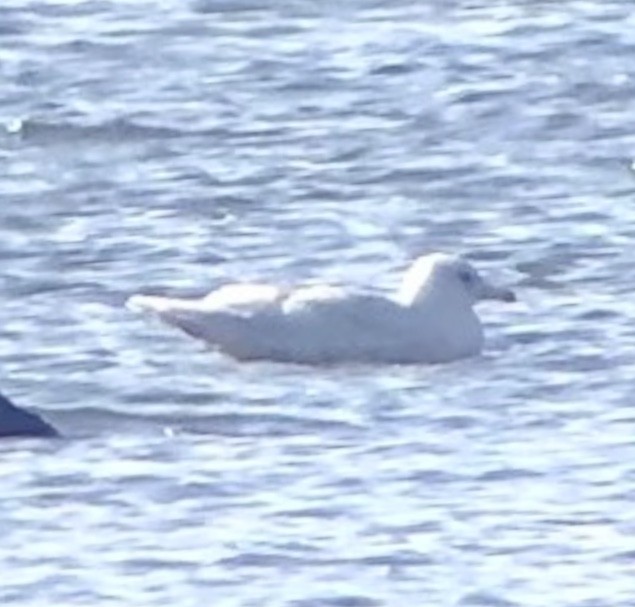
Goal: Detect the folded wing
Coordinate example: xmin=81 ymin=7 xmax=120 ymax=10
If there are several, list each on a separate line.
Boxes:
xmin=127 ymin=283 xmax=414 ymax=363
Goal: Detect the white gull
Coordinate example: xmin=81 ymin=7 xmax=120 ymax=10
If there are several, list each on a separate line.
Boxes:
xmin=126 ymin=253 xmax=515 ymax=365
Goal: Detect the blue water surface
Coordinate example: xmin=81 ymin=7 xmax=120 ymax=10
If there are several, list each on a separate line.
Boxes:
xmin=1 ymin=1 xmax=635 ymax=605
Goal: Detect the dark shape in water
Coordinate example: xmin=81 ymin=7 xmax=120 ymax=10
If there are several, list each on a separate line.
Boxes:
xmin=0 ymin=392 xmax=58 ymax=438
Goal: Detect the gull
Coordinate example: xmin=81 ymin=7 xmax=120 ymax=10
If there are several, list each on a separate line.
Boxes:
xmin=127 ymin=253 xmax=515 ymax=365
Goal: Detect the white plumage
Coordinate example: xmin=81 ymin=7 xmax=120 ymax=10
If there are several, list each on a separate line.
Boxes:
xmin=126 ymin=253 xmax=515 ymax=365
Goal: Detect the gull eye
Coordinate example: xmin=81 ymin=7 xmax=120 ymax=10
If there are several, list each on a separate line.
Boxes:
xmin=458 ymin=268 xmax=474 ymax=284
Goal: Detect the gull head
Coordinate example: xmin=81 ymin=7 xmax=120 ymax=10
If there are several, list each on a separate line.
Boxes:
xmin=398 ymin=253 xmax=516 ymax=307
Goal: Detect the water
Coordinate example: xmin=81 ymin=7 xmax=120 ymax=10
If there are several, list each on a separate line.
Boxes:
xmin=1 ymin=0 xmax=635 ymax=604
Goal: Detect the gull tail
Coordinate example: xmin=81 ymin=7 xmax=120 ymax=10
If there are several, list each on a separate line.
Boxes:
xmin=126 ymin=294 xmax=205 ymax=331
xmin=126 ymin=294 xmax=185 ymax=314
xmin=126 ymin=294 xmax=232 ymax=346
